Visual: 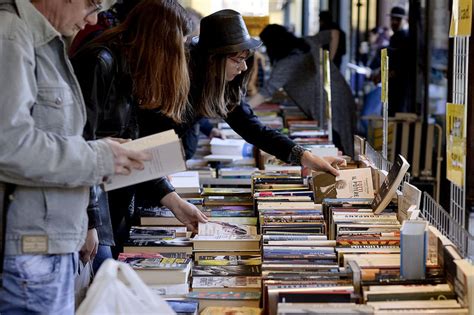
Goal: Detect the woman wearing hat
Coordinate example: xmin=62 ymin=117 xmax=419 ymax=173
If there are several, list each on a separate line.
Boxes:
xmin=184 ymin=10 xmax=346 ymax=174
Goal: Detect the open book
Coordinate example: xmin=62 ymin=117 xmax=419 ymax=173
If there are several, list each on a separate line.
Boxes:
xmin=104 ymin=130 xmax=186 ymax=191
xmin=372 ymin=154 xmax=410 ymax=214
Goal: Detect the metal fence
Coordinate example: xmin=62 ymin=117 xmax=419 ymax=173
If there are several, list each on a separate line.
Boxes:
xmin=364 ymin=140 xmax=473 ymax=261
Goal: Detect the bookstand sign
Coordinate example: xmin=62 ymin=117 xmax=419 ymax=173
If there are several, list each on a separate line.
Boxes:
xmin=380 ymin=48 xmax=389 ymax=160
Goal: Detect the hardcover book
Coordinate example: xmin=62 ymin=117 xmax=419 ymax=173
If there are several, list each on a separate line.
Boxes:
xmin=371 ymin=154 xmax=410 ymax=214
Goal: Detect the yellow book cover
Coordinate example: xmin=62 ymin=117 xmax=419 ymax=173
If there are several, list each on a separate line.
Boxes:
xmin=449 ymin=0 xmax=472 ymax=37
xmin=446 ymin=103 xmax=466 ymax=187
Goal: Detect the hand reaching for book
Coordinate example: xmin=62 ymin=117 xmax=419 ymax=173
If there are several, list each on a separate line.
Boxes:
xmin=209 ymin=128 xmax=226 ymax=139
xmin=160 ymin=192 xmax=208 ymax=233
xmin=300 ymin=151 xmax=346 ymax=176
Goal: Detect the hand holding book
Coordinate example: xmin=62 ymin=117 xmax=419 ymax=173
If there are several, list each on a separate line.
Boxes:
xmin=104 ymin=137 xmax=152 ymax=175
xmin=301 ymin=151 xmax=346 ymax=176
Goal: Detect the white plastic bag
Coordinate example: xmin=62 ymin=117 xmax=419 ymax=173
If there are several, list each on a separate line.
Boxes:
xmin=76 ymin=259 xmax=176 ymax=315
xmin=74 ymin=260 xmax=94 ymax=309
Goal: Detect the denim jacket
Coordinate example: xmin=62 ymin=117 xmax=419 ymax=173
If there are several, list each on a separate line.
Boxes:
xmin=0 ymin=0 xmax=114 ymax=255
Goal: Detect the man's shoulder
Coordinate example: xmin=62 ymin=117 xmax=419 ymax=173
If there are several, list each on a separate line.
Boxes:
xmin=0 ymin=8 xmax=31 ymax=45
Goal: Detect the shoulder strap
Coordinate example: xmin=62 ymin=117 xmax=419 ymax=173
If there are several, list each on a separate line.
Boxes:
xmin=0 ymin=183 xmax=16 ymax=277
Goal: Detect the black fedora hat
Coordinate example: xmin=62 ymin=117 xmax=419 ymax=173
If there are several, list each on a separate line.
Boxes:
xmin=194 ymin=9 xmax=262 ymax=54
xmin=389 ymin=6 xmax=406 ymax=18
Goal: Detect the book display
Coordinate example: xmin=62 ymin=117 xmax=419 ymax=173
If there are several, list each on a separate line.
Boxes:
xmin=84 ymin=103 xmax=472 ymax=315
xmin=109 ymin=130 xmax=473 ymax=315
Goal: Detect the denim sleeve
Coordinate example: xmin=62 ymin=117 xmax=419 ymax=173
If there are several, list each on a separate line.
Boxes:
xmin=0 ymin=14 xmax=114 ymax=187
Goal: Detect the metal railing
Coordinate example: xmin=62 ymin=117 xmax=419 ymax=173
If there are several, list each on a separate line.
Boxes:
xmin=421 ymin=192 xmax=474 ymax=260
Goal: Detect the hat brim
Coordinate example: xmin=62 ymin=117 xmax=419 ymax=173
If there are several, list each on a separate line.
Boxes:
xmin=388 ymin=13 xmax=406 ymax=18
xmin=192 ymin=36 xmax=262 ymax=54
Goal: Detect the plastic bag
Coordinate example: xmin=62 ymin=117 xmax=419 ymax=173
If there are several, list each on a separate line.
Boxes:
xmin=75 ymin=260 xmax=94 ymax=309
xmin=76 ymin=259 xmax=175 ymax=315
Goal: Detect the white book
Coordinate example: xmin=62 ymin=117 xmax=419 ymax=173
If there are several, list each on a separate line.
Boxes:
xmin=198 ymin=221 xmax=257 ymax=236
xmin=210 ymin=138 xmax=253 ymax=157
xmin=168 ymin=171 xmax=200 ymax=194
xmin=104 ymin=130 xmax=185 ymax=191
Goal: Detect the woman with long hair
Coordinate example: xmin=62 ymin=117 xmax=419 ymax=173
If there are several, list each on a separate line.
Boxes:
xmin=186 ymin=10 xmax=345 ymax=175
xmin=71 ymin=0 xmax=207 ymax=264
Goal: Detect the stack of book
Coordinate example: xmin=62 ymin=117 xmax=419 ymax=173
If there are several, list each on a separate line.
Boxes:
xmin=286 ymin=120 xmax=330 ymax=148
xmin=201 ymin=187 xmax=257 ymax=226
xmin=280 ymin=104 xmax=308 ymax=125
xmin=168 ymin=171 xmax=201 ymax=197
xmin=253 ymin=102 xmax=284 ymax=130
xmin=329 ymin=206 xmax=401 ymax=266
xmin=190 ymin=218 xmax=262 ymax=311
xmin=118 ymin=252 xmax=192 ymax=297
xmin=125 ymin=209 xmax=194 ymax=255
xmin=219 ymin=167 xmax=259 ymax=180
xmin=252 ymin=173 xmax=354 ymax=314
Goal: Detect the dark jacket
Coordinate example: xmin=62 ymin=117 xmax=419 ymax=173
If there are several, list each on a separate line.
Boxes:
xmin=71 ymin=42 xmax=175 ymax=245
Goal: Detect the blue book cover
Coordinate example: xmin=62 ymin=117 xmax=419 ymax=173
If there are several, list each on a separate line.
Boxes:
xmin=166 ymin=300 xmax=199 ymax=315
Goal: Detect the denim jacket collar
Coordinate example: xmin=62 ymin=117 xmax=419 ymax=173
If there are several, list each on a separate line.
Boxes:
xmin=15 ymin=0 xmax=61 ymax=47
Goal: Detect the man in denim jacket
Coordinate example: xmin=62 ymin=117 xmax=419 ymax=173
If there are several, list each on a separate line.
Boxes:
xmin=0 ymin=0 xmax=149 ymax=313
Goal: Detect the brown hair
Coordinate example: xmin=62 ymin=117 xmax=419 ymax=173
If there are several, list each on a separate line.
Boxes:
xmin=189 ymin=48 xmax=253 ymax=118
xmin=93 ymin=0 xmax=191 ymax=122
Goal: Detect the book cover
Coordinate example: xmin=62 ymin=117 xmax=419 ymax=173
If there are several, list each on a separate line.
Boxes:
xmin=198 ymin=221 xmax=257 ymax=236
xmin=166 ymin=300 xmax=199 ymax=315
xmin=196 ymin=255 xmax=262 ymax=266
xmin=201 ymin=187 xmax=252 ymax=196
xmin=192 ymin=276 xmax=261 ymax=290
xmin=104 ymin=130 xmax=186 ymax=191
xmin=192 ymin=265 xmax=261 ymax=277
xmin=129 ymin=226 xmax=175 ymax=240
xmin=371 ymin=154 xmax=410 ymax=214
xmin=117 ymin=253 xmax=191 ymax=269
xmin=313 ymin=168 xmax=374 ymax=203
